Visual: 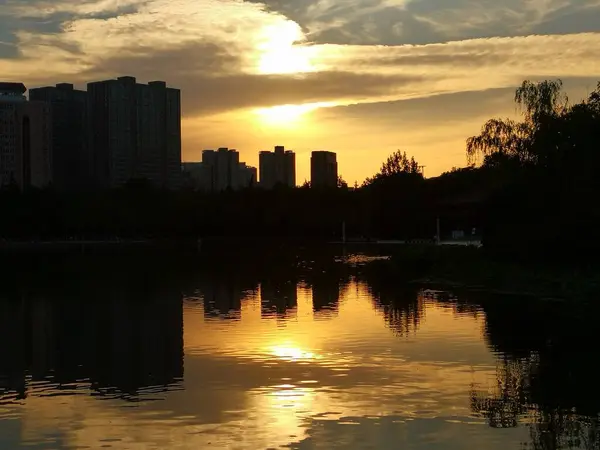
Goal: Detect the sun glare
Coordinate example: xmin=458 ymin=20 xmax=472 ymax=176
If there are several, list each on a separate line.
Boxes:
xmin=270 ymin=345 xmax=319 ymax=362
xmin=256 ymin=21 xmax=317 ymax=75
xmin=254 ymin=102 xmax=334 ymax=127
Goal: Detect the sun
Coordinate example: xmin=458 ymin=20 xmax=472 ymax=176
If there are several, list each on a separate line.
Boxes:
xmin=256 ymin=20 xmax=318 ymax=75
xmin=254 ymin=102 xmax=334 ymax=127
xmin=255 ymin=104 xmax=315 ymax=126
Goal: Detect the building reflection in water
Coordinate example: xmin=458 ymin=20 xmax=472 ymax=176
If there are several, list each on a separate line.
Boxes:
xmin=0 ymin=277 xmax=184 ymax=404
xmin=260 ymin=277 xmax=298 ymax=320
xmin=201 ymin=281 xmax=244 ymax=321
xmin=1 ymin=251 xmax=600 ymax=450
xmin=309 ymin=274 xmax=341 ymax=319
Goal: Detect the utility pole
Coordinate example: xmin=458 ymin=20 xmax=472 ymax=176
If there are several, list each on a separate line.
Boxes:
xmin=419 ymin=165 xmax=426 ymax=176
xmin=436 ymin=217 xmax=441 ymax=245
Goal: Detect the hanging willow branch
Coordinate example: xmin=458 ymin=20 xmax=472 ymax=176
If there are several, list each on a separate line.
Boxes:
xmin=515 ymin=79 xmax=568 ymax=124
xmin=466 ymin=79 xmax=570 ymax=166
xmin=466 ymin=118 xmax=533 ymax=165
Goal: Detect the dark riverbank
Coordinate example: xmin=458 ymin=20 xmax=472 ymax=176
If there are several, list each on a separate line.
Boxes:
xmin=358 ymin=245 xmax=600 ymax=301
xmin=193 ymin=241 xmax=600 ymax=300
xmin=0 ymin=237 xmax=201 ymax=254
xmin=1 ymin=238 xmax=597 ymax=300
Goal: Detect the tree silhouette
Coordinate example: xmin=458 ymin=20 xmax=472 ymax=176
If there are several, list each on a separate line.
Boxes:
xmin=466 ymin=80 xmax=570 ymax=168
xmin=379 ymin=150 xmax=421 ymax=177
xmin=337 ymin=176 xmax=348 ymax=189
xmin=363 ymin=150 xmax=423 ymax=186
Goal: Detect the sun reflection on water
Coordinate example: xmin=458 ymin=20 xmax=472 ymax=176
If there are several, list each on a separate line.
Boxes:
xmin=269 ymin=345 xmax=320 ymax=362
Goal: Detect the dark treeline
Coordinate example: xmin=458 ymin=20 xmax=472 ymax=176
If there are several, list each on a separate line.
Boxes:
xmin=468 ymin=79 xmax=600 ymax=261
xmin=2 ymin=79 xmax=600 ymax=261
xmin=0 ymin=164 xmax=476 ymax=243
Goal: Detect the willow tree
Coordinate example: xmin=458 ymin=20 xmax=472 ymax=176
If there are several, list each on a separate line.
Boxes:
xmin=466 ymin=80 xmax=569 ymax=167
xmin=515 ymin=79 xmax=568 ymax=123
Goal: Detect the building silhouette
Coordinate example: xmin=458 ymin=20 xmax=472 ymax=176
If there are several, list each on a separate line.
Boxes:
xmin=87 ymin=76 xmax=181 ymax=189
xmin=181 ymin=161 xmax=208 ymax=191
xmin=29 ymin=83 xmax=89 ymax=191
xmin=237 ymin=162 xmax=257 ymax=189
xmin=259 ymin=146 xmax=296 ymax=188
xmin=183 ymin=148 xmax=256 ymax=191
xmin=311 ymin=151 xmax=337 ymax=188
xmin=0 ymin=82 xmax=52 ymax=190
xmin=260 ymin=279 xmax=298 ymax=319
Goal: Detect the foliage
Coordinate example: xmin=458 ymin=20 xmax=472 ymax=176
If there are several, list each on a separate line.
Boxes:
xmin=465 ymin=79 xmax=600 ymax=259
xmin=380 ymin=150 xmax=421 ymax=176
xmin=337 ymin=176 xmax=348 ymax=189
xmin=466 ymin=118 xmax=533 ymax=166
xmin=467 ymin=79 xmax=600 ymax=173
xmin=363 ymin=150 xmax=423 ymax=186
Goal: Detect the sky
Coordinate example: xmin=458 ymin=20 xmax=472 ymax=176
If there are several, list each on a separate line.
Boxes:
xmin=2 ymin=0 xmax=600 ymax=183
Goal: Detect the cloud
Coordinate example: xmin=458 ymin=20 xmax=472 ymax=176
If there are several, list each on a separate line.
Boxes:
xmin=0 ymin=0 xmax=144 ymax=59
xmin=75 ymin=42 xmax=426 ymax=115
xmin=532 ymin=2 xmax=600 ymax=34
xmin=245 ymin=0 xmax=600 ymax=45
xmin=3 ymin=0 xmax=600 ymax=120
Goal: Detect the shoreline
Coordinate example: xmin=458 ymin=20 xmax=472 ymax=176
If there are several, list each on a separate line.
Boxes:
xmin=359 ymin=246 xmax=600 ymax=301
xmin=0 ymin=238 xmax=201 ymax=253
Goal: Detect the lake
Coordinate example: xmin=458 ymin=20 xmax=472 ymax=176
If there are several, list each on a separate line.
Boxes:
xmin=0 ymin=249 xmax=598 ymax=449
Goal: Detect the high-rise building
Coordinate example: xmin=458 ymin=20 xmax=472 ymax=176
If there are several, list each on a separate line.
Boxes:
xmin=0 ymin=82 xmax=52 ymax=190
xmin=181 ymin=162 xmax=209 ymax=191
xmin=87 ymin=76 xmax=181 ymax=189
xmin=259 ymin=145 xmax=295 ymax=188
xmin=237 ymin=162 xmax=257 ymax=190
xmin=29 ymin=83 xmax=89 ymax=191
xmin=201 ymin=148 xmax=237 ymax=191
xmin=187 ymin=148 xmax=256 ymax=191
xmin=310 ymin=151 xmax=338 ymax=188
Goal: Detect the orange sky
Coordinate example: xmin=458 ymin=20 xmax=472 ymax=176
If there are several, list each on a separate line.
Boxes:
xmin=2 ymin=0 xmax=600 ymax=183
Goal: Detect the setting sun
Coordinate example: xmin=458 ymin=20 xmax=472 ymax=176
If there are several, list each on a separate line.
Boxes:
xmin=256 ymin=21 xmax=318 ymax=75
xmin=254 ymin=102 xmax=334 ymax=127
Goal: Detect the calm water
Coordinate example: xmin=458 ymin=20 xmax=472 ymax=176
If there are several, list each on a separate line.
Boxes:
xmin=0 ymin=251 xmax=598 ymax=449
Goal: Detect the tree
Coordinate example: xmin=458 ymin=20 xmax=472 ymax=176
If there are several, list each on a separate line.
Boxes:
xmin=379 ymin=150 xmax=421 ymax=176
xmin=466 ymin=118 xmax=533 ymax=166
xmin=515 ymin=79 xmax=568 ymax=123
xmin=337 ymin=176 xmax=348 ymax=189
xmin=466 ymin=79 xmax=600 ymax=259
xmin=466 ymin=79 xmax=568 ymax=167
xmin=363 ymin=150 xmax=423 ymax=186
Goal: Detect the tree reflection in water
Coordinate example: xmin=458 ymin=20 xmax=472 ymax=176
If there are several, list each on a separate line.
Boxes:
xmin=355 ymin=261 xmax=600 ymax=450
xmin=467 ymin=293 xmax=600 ymax=450
xmin=1 ymin=249 xmax=599 ymax=450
